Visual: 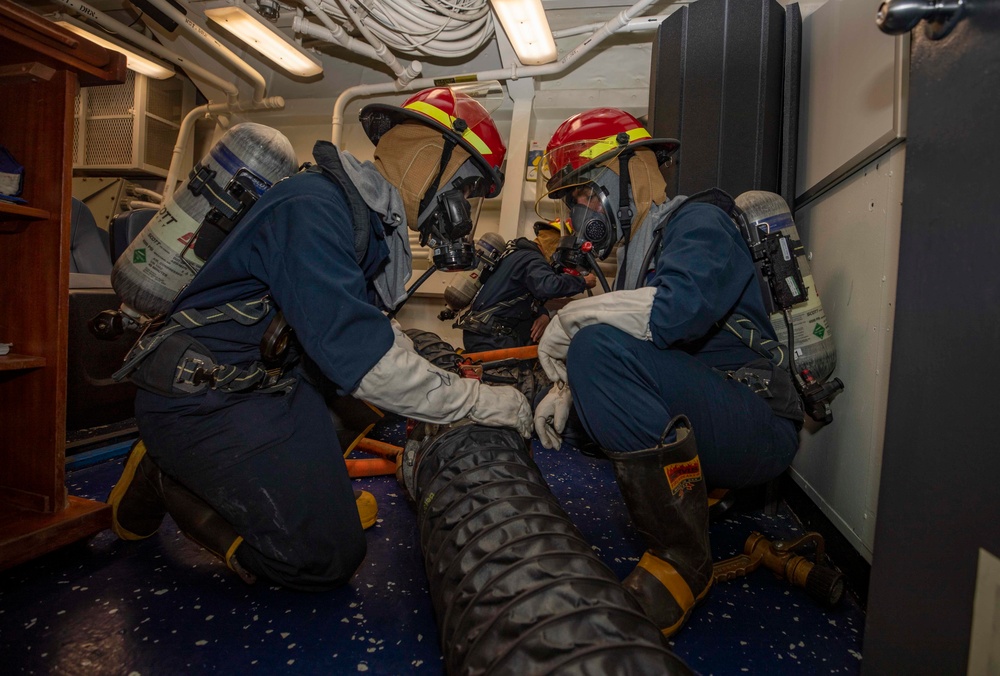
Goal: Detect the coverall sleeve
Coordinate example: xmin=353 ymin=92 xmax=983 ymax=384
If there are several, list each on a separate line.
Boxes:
xmin=249 ymin=186 xmax=394 ymax=393
xmin=521 ymin=253 xmax=589 ymax=302
xmin=646 ymin=202 xmax=755 ymax=349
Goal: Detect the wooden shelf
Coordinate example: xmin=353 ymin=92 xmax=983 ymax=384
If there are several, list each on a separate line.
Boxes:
xmin=0 ymin=0 xmax=126 ymax=571
xmin=0 ymin=497 xmax=111 ymax=572
xmin=0 ymin=353 xmax=46 ymax=370
xmin=0 ymin=201 xmax=49 ymax=220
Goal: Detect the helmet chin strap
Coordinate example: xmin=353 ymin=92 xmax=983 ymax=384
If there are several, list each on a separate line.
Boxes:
xmin=615 ymin=132 xmax=636 ymax=278
xmin=417 ymin=130 xmax=459 ymax=222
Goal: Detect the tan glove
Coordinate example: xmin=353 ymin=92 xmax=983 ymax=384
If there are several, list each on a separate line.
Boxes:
xmin=538 ymin=286 xmax=656 ymax=384
xmin=533 ymin=383 xmax=574 ymax=450
xmin=355 ymin=325 xmax=532 ymax=437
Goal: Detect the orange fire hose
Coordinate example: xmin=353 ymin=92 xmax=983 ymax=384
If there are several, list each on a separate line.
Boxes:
xmin=346 ymin=457 xmax=397 ymax=478
xmin=460 ymin=345 xmax=538 ymax=363
xmin=356 ymin=437 xmax=403 ymax=459
xmin=346 ymin=438 xmax=403 ymax=478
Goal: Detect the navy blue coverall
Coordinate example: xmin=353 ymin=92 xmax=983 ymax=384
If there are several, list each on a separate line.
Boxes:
xmin=135 ymin=169 xmax=396 ymax=590
xmin=463 ymin=238 xmax=588 ymax=353
xmin=567 ymin=203 xmax=800 ymax=488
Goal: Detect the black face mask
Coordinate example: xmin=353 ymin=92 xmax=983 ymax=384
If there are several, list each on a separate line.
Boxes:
xmin=567 ymin=201 xmax=616 ymax=260
xmin=417 ymin=163 xmax=487 ymax=271
xmin=552 ymin=184 xmax=619 ymax=272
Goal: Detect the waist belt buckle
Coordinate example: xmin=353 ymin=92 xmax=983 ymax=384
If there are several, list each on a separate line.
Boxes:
xmin=262 ymin=365 xmax=285 ymax=388
xmin=177 ymin=356 xmax=221 ymax=390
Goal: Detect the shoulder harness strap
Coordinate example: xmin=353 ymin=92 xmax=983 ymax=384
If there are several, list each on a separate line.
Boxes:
xmin=309 ymin=141 xmax=372 ymax=265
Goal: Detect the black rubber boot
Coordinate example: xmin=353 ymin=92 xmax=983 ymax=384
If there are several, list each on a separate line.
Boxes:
xmin=605 ymin=415 xmax=712 ymax=637
xmin=107 ymin=440 xmax=167 ymax=541
xmin=107 ymin=440 xmax=256 ymax=584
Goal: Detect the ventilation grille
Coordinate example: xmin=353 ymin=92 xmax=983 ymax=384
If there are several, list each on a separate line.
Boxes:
xmin=73 ymin=72 xmax=191 ymax=177
xmin=85 ymin=118 xmax=135 ymax=166
xmin=87 ymin=70 xmax=136 ymax=117
xmin=145 ymin=117 xmax=177 ymax=170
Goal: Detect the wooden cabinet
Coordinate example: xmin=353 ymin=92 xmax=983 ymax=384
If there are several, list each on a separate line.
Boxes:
xmin=0 ymin=0 xmax=126 ymax=570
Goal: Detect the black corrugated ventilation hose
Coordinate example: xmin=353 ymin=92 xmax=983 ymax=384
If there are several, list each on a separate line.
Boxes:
xmin=403 ymin=328 xmax=550 ymax=402
xmin=404 ymin=328 xmax=463 ymax=373
xmin=404 ymin=422 xmax=693 ymax=675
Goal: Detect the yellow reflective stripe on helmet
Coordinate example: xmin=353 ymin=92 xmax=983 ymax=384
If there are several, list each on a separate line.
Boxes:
xmin=579 ymin=127 xmax=653 ymax=160
xmin=404 ymin=100 xmax=493 ymax=157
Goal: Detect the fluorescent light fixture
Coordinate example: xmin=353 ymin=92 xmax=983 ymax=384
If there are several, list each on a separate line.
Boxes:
xmin=204 ymin=1 xmax=323 ymax=77
xmin=56 ymin=18 xmax=175 ymax=79
xmin=490 ymin=0 xmax=557 ymax=65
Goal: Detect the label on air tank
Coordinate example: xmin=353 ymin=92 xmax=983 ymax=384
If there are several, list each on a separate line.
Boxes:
xmin=770 ymin=274 xmax=831 ymax=351
xmin=131 ymin=203 xmax=205 ymax=290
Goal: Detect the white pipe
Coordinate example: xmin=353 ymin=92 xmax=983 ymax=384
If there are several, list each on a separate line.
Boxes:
xmin=334 ymin=0 xmax=421 ymax=84
xmin=331 ymin=0 xmax=660 ymax=145
xmin=143 ymin=0 xmax=268 ymax=102
xmin=163 ymin=96 xmax=286 ymax=201
xmin=552 ymin=15 xmax=669 ymax=39
xmin=49 ymin=0 xmax=240 ymax=100
xmin=127 ymin=187 xmax=163 ymax=202
xmin=293 ymin=15 xmax=380 ymax=61
xmin=128 ymin=200 xmax=163 ymax=210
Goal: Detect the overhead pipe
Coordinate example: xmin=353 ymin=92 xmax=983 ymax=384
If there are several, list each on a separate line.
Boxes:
xmin=334 ymin=0 xmax=422 ymax=85
xmin=297 ymin=0 xmax=420 ymax=84
xmin=330 ymin=0 xmax=661 ymax=145
xmin=49 ymin=0 xmax=240 ymax=101
xmin=552 ymin=14 xmax=671 ymax=38
xmin=292 ymin=12 xmax=380 ymax=62
xmin=143 ymin=0 xmax=269 ymax=102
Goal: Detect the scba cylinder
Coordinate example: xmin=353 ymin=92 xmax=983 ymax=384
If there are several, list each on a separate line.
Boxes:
xmin=111 ymin=123 xmax=297 ymax=320
xmin=735 ymin=191 xmax=837 ymax=381
xmin=442 ymin=231 xmax=507 ymax=313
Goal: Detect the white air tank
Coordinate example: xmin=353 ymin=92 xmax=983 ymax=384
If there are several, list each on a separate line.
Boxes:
xmin=735 ymin=191 xmax=837 ymax=381
xmin=111 ymin=123 xmax=297 ymax=320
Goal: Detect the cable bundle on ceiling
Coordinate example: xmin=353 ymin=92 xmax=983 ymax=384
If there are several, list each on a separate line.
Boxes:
xmin=314 ymin=0 xmax=494 ymax=58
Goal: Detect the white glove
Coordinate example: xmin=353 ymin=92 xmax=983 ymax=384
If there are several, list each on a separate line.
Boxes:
xmin=354 ymin=331 xmax=532 ymax=437
xmin=533 ymin=383 xmax=574 ymax=450
xmin=538 ymin=286 xmax=657 ymax=383
xmin=470 ymin=383 xmax=533 ymax=438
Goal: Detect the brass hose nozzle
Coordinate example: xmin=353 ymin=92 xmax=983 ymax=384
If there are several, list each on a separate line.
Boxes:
xmin=713 ymin=531 xmax=845 ymax=606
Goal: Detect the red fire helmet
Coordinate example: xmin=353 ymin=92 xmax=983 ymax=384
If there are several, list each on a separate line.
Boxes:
xmin=360 ymin=87 xmax=507 ymax=198
xmin=543 ymin=108 xmax=679 ymax=198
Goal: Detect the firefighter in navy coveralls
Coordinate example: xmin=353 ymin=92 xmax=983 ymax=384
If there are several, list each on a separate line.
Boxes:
xmin=532 ymin=108 xmax=803 ymax=636
xmin=107 ymin=88 xmax=532 ymax=591
xmin=459 ymin=220 xmax=595 ymax=353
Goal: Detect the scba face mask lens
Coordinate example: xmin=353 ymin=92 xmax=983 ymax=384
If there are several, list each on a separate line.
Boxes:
xmin=418 ymin=161 xmax=487 ymax=271
xmin=564 ymin=184 xmax=617 ymax=260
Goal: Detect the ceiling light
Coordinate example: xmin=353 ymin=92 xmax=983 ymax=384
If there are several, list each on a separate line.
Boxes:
xmin=204 ymin=1 xmax=323 ymax=78
xmin=490 ymin=0 xmax=557 ymax=65
xmin=56 ymin=18 xmax=175 ymax=79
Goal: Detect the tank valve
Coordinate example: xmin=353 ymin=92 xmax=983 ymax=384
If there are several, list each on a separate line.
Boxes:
xmin=89 ymin=309 xmax=126 ymax=340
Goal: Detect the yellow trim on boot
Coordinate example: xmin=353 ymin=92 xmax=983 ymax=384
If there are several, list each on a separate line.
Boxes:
xmin=225 ymin=536 xmax=244 ymax=570
xmin=356 ymin=490 xmax=378 ymax=530
xmin=108 ymin=441 xmax=154 ymax=541
xmin=636 ymin=552 xmax=713 ymax=637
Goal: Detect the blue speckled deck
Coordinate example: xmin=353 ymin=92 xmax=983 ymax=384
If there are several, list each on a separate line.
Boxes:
xmin=0 ymin=417 xmax=864 ymax=675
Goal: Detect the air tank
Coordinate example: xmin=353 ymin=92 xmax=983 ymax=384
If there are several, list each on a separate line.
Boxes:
xmin=442 ymin=231 xmax=507 ymax=314
xmin=111 ymin=123 xmax=297 ymax=320
xmin=735 ymin=191 xmax=837 ymax=381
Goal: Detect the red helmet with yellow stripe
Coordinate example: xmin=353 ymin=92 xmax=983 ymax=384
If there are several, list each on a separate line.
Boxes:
xmin=543 ymin=108 xmax=678 ymax=198
xmin=360 ymin=87 xmax=506 ymax=198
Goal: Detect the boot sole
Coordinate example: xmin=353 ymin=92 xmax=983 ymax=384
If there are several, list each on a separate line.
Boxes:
xmin=107 ymin=440 xmax=158 ymax=541
xmin=660 ymin=579 xmax=712 ymax=638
